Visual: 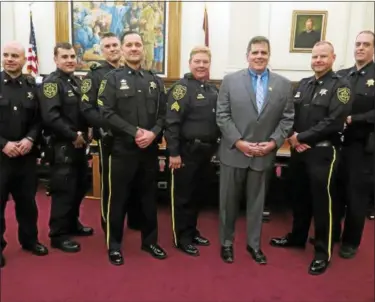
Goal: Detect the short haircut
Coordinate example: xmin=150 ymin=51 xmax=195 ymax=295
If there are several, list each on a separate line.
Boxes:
xmin=189 ymin=46 xmax=211 ymax=61
xmin=246 ymin=36 xmax=271 ymax=55
xmin=101 ymin=32 xmax=118 ymax=40
xmin=120 ymin=31 xmax=143 ymax=45
xmin=356 ymin=30 xmax=375 ymax=46
xmin=54 ymin=42 xmax=73 ymax=56
xmin=313 ymin=40 xmax=335 ymax=52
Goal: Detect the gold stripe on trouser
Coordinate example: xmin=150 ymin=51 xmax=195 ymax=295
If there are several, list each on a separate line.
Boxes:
xmin=106 ymin=155 xmax=112 ymax=248
xmin=326 ymin=146 xmax=336 ymax=261
xmin=170 ymin=169 xmax=178 ymax=246
xmin=98 ymin=139 xmax=105 ymax=222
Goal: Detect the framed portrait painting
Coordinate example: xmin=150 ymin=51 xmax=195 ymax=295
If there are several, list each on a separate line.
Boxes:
xmin=55 ymin=1 xmax=182 ymax=78
xmin=289 ymin=10 xmax=328 ymax=53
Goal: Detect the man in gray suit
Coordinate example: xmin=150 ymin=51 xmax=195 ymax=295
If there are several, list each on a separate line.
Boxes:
xmin=216 ymin=36 xmax=294 ymax=264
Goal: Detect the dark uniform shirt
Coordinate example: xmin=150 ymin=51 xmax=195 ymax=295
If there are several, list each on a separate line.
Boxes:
xmin=80 ymin=61 xmax=116 ymax=136
xmin=0 ymin=71 xmax=40 ymax=150
xmin=293 ymin=70 xmax=353 ymax=146
xmin=98 ymin=64 xmax=166 ymax=152
xmin=164 ymin=73 xmax=220 ymax=156
xmin=39 ymin=69 xmax=87 ymax=142
xmin=337 ymin=61 xmax=375 ymax=144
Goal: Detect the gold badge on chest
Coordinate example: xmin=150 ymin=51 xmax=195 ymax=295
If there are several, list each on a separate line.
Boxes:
xmin=197 ymin=93 xmax=205 ymax=100
xmin=319 ymin=89 xmax=328 ymax=96
xmin=27 ymin=92 xmax=34 ymax=99
xmin=366 ymin=79 xmax=374 ymax=87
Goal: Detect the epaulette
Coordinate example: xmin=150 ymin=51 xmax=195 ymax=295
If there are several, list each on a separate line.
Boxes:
xmin=183 ymin=73 xmax=194 ymax=80
xmin=25 ymin=74 xmax=36 ymax=85
xmin=90 ymin=62 xmax=102 ymax=71
xmin=43 ymin=72 xmax=58 ymax=83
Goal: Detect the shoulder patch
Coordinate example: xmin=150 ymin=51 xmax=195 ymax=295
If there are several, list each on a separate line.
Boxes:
xmin=337 ymin=87 xmax=351 ymax=104
xmin=172 ymin=84 xmax=187 ymax=101
xmin=43 ymin=83 xmax=58 ymax=98
xmin=98 ymin=80 xmax=107 ymax=96
xmin=81 ymin=78 xmax=92 ymax=94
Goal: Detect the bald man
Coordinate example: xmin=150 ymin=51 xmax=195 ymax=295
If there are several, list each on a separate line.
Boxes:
xmin=0 ymin=41 xmax=48 ymax=268
xmin=270 ymin=41 xmax=353 ymax=275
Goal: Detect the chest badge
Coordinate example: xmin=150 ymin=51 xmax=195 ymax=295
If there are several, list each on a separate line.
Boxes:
xmin=149 ymin=81 xmax=157 ymax=90
xmin=319 ymin=89 xmax=328 ymax=96
xmin=120 ymin=79 xmax=129 ymax=90
xmin=27 ymin=92 xmax=34 ymax=99
xmin=197 ymin=93 xmax=205 ymax=100
xmin=68 ymin=90 xmax=75 ymax=97
xmin=294 ymin=91 xmax=301 ymax=98
xmin=366 ymin=79 xmax=374 ymax=87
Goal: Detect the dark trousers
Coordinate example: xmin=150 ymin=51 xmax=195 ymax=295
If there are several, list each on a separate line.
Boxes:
xmin=338 ymin=143 xmax=373 ymax=247
xmin=171 ymin=143 xmax=216 ymax=246
xmin=106 ymin=148 xmax=159 ymax=251
xmin=288 ymin=146 xmax=339 ymax=261
xmin=48 ymin=144 xmax=89 ymax=242
xmin=0 ymin=154 xmax=39 ymax=251
xmin=127 ymin=178 xmax=142 ymax=229
xmin=99 ymin=139 xmax=142 ymax=232
xmin=98 ymin=139 xmax=111 ymax=232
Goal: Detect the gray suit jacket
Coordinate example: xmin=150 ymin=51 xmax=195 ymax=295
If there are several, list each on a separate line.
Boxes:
xmin=216 ymin=69 xmax=294 ymax=171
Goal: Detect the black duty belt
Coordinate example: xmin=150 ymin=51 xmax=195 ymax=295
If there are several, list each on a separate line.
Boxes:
xmin=315 ymin=140 xmax=332 ymax=147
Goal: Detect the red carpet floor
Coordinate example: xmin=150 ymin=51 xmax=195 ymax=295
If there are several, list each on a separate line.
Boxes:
xmin=1 ymin=190 xmax=374 ymax=302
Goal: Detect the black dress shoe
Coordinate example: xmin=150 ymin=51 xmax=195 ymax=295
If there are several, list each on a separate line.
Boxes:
xmin=71 ymin=226 xmax=94 ymax=237
xmin=220 ymin=246 xmax=234 ymax=263
xmin=247 ymin=246 xmax=267 ymax=264
xmin=108 ymin=250 xmax=124 ymax=266
xmin=367 ymin=210 xmax=375 ymax=220
xmin=0 ymin=253 xmax=5 ymax=268
xmin=177 ymin=243 xmax=200 ymax=256
xmin=22 ymin=242 xmax=49 ymax=256
xmin=339 ymin=245 xmax=358 ymax=259
xmin=141 ymin=244 xmax=167 ymax=259
xmin=51 ymin=239 xmax=81 ymax=253
xmin=270 ymin=234 xmax=305 ymax=249
xmin=193 ymin=235 xmax=210 ymax=246
xmin=308 ymin=259 xmax=329 ymax=275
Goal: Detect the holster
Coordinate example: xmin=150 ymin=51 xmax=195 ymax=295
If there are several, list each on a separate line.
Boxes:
xmin=53 ymin=143 xmax=74 ymax=164
xmin=40 ymin=135 xmax=55 ymax=164
xmin=99 ymin=128 xmax=113 ymax=148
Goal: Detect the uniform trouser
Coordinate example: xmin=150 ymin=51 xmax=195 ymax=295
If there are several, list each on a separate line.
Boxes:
xmin=338 ymin=143 xmax=373 ymax=247
xmin=98 ymin=139 xmax=111 ymax=232
xmin=0 ymin=154 xmax=39 ymax=251
xmin=127 ymin=178 xmax=142 ymax=229
xmin=98 ymin=139 xmax=141 ymax=232
xmin=288 ymin=146 xmax=339 ymax=261
xmin=171 ymin=143 xmax=215 ymax=246
xmin=106 ymin=149 xmax=159 ymax=251
xmin=48 ymin=145 xmax=89 ymax=242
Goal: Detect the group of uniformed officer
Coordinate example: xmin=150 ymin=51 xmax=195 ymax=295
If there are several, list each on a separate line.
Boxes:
xmin=270 ymin=31 xmax=374 ymax=275
xmin=0 ymin=29 xmax=373 ymax=273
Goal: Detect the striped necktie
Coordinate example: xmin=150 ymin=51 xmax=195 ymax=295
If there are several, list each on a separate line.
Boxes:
xmin=256 ymin=75 xmax=264 ymax=113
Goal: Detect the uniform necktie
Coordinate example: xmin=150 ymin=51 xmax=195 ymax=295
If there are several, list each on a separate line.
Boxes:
xmin=256 ymin=75 xmax=264 ymax=113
